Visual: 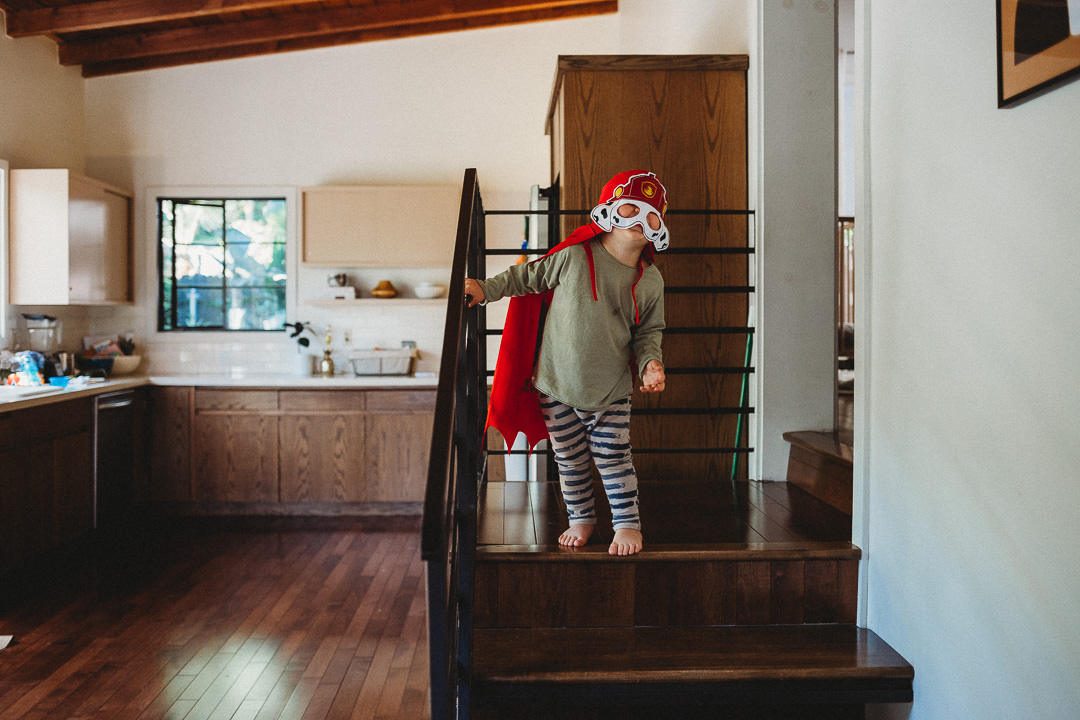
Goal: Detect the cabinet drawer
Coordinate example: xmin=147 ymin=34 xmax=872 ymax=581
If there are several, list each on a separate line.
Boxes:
xmin=0 ymin=398 xmax=93 ymax=450
xmin=195 ymin=389 xmax=278 ymax=411
xmin=279 ymin=390 xmax=366 ymax=413
xmin=365 ymin=390 xmax=436 ymax=412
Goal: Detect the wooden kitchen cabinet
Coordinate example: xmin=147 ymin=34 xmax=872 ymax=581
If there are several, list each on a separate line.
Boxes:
xmin=0 ymin=399 xmax=94 ymax=575
xmin=9 ymin=169 xmax=133 ymax=305
xmin=301 ymin=184 xmax=458 ymax=267
xmin=167 ymin=387 xmax=433 ymax=510
xmin=279 ymin=391 xmax=367 ymax=502
xmin=363 ymin=390 xmax=435 ymax=502
xmin=147 ymin=386 xmax=192 ymax=502
xmin=192 ymin=390 xmax=279 ymax=502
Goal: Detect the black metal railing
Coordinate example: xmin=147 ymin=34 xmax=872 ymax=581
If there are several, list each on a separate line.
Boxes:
xmin=423 ymin=170 xmax=759 ymax=717
xmin=421 ymin=168 xmax=487 ymax=720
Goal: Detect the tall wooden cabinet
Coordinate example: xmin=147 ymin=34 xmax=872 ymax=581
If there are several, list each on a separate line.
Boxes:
xmin=546 ymin=55 xmax=751 ymax=480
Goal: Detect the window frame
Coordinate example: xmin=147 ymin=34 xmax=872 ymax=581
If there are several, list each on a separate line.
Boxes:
xmin=146 ymin=186 xmax=298 ymax=343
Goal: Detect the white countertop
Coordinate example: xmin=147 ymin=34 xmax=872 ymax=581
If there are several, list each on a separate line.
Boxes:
xmin=0 ymin=373 xmax=440 ymax=412
xmin=0 ymin=377 xmax=150 ymax=411
xmin=148 ymin=373 xmax=439 ymax=388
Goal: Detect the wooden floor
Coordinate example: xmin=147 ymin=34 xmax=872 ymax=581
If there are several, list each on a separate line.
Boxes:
xmin=0 ymin=481 xmax=852 ymax=720
xmin=0 ymin=517 xmax=430 ymax=720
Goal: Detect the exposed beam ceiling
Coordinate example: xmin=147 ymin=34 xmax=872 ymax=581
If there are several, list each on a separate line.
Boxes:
xmin=1 ymin=0 xmax=618 ymax=77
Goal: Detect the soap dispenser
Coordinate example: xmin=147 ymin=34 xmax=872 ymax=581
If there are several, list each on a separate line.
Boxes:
xmin=318 ymin=324 xmax=335 ymax=376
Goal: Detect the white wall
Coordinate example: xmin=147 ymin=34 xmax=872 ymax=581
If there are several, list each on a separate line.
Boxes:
xmin=859 ymin=2 xmax=1080 ymax=718
xmin=0 ymin=14 xmax=91 ymax=350
xmin=80 ymin=0 xmax=754 ymax=376
xmin=756 ymin=0 xmax=838 ymax=480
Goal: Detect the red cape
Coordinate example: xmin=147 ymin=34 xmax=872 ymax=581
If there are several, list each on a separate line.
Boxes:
xmin=484 ymin=223 xmax=652 ymax=452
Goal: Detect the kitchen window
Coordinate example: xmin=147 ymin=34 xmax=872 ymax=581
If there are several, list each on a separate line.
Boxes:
xmin=157 ymin=197 xmax=287 ymax=331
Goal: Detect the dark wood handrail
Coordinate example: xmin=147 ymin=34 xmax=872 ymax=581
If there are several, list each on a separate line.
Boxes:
xmin=421 ymin=169 xmax=475 ymax=563
xmin=421 ymin=167 xmax=486 ymax=720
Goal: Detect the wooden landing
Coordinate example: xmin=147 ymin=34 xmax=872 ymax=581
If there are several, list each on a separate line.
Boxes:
xmin=475 ymin=480 xmax=860 ymax=629
xmin=478 ymin=478 xmax=853 ymax=549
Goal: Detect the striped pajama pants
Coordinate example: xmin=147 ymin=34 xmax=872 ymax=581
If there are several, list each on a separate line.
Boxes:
xmin=539 ymin=394 xmax=640 ymax=531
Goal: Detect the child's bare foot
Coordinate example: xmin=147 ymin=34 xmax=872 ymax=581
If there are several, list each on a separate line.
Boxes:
xmin=609 ymin=529 xmax=643 ymax=556
xmin=558 ymin=524 xmax=594 ymax=548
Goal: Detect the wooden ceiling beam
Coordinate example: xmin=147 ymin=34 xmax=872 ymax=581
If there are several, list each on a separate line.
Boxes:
xmin=78 ymin=2 xmax=618 ymax=77
xmin=60 ymin=0 xmax=614 ymax=66
xmin=4 ymin=0 xmax=330 ymax=37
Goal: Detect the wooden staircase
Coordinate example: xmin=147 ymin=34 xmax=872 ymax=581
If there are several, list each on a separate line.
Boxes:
xmin=421 ymin=170 xmax=912 ymax=719
xmin=468 ymin=478 xmax=912 ymax=719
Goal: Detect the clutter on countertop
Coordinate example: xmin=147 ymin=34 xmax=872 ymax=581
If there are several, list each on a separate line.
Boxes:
xmin=2 ymin=350 xmax=46 ymax=386
xmin=76 ymin=332 xmax=142 ymax=377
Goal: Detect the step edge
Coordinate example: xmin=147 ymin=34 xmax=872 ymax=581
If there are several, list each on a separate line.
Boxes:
xmin=478 ymin=541 xmax=862 ymax=562
xmin=783 ymin=431 xmax=854 ymax=466
xmin=473 ymin=666 xmax=916 ymax=684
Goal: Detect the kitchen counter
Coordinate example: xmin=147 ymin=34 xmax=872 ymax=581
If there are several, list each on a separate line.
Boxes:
xmin=0 ymin=373 xmax=439 ymax=412
xmin=0 ymin=377 xmax=150 ymax=412
xmin=149 ymin=372 xmax=439 ymax=388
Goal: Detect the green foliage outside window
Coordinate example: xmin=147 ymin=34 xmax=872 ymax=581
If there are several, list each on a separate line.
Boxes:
xmin=158 ymin=197 xmax=287 ymax=331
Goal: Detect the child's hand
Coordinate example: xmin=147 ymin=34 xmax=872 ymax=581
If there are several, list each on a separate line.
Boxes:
xmin=463 ymin=278 xmax=485 ymax=307
xmin=640 ymin=360 xmax=666 ymax=393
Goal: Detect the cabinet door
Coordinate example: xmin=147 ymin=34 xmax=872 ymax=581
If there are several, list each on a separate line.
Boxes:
xmin=362 ymin=391 xmax=435 ymax=502
xmin=301 ymin=185 xmax=458 ymax=267
xmin=192 ymin=389 xmax=278 ymax=503
xmin=0 ymin=399 xmax=93 ymax=573
xmin=148 ymin=387 xmax=192 ymax=502
xmin=193 ymin=413 xmax=279 ymax=502
xmin=69 ymin=175 xmax=132 ymax=304
xmin=279 ymin=391 xmax=366 ymax=502
xmin=53 ymin=429 xmax=94 ymax=545
xmin=0 ymin=444 xmax=53 ymax=574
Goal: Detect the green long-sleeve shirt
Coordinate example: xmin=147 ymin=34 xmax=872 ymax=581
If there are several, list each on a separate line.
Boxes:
xmin=479 ymin=239 xmax=665 ymax=411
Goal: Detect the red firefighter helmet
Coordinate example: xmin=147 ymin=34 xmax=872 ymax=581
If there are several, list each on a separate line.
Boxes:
xmin=589 ymin=170 xmax=670 ymax=251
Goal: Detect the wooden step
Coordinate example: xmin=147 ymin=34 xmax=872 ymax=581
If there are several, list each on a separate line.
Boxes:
xmin=475 ymin=542 xmax=859 ymax=629
xmin=478 ymin=478 xmax=852 ymax=547
xmin=475 ymin=480 xmax=859 ymax=630
xmin=471 ymin=624 xmax=914 ymax=716
xmin=783 ymin=430 xmax=853 ymax=515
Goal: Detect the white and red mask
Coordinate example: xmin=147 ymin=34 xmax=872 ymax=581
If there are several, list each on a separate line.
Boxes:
xmin=589 ymin=171 xmax=670 ymax=251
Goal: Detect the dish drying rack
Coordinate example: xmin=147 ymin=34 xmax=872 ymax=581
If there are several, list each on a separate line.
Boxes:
xmin=348 ymin=343 xmax=417 ymax=376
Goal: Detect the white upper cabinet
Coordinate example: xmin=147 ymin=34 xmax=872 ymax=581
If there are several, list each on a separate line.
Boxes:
xmin=9 ymin=169 xmax=132 ymax=306
xmin=301 ymin=184 xmax=459 ymax=267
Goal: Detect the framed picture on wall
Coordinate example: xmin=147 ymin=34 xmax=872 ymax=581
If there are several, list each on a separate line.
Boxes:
xmin=997 ymin=0 xmax=1080 ymax=107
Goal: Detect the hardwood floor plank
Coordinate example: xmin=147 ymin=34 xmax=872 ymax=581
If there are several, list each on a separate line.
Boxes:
xmin=0 ymin=518 xmax=426 ymax=720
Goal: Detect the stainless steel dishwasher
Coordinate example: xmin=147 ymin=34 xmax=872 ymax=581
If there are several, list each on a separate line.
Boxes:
xmin=94 ymin=389 xmax=137 ymax=531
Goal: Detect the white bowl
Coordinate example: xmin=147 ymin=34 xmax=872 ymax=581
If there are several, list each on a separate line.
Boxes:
xmin=109 ymin=354 xmax=142 ymax=376
xmin=414 ymin=283 xmax=446 ymax=299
